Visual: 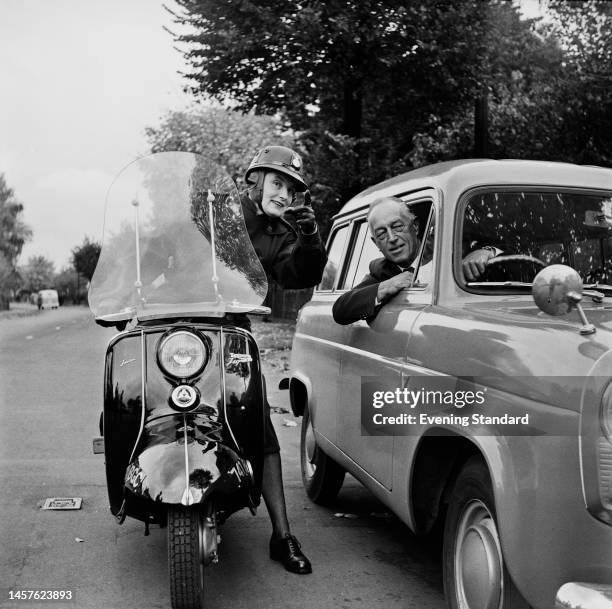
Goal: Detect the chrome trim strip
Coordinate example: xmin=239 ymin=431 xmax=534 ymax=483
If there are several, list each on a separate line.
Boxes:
xmin=220 ymin=328 xmax=240 ymax=453
xmin=225 ymin=325 xmax=256 ymax=341
xmin=294 ymin=332 xmax=440 ymax=373
xmin=183 ymin=412 xmax=190 ymax=505
xmin=121 ymin=329 xmax=148 ymax=517
xmin=126 ymin=331 xmax=147 ymax=468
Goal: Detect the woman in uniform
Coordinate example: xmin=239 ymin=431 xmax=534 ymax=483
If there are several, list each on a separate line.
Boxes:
xmin=240 ymin=145 xmax=326 ymax=574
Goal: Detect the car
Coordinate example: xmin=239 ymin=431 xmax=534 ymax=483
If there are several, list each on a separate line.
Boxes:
xmin=284 ymin=160 xmax=612 ymax=609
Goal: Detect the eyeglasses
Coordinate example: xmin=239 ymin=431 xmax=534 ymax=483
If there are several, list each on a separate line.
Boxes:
xmin=373 ymin=221 xmax=416 ymax=242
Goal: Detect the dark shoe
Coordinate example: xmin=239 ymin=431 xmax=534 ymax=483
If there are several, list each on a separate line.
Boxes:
xmin=269 ymin=533 xmax=312 ymax=574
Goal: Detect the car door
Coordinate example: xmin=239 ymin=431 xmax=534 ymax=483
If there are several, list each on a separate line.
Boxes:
xmin=335 ymin=195 xmax=436 ymax=490
xmin=291 ymin=222 xmax=351 ymax=446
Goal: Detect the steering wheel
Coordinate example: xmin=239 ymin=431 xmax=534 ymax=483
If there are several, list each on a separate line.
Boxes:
xmin=486 ymin=254 xmax=546 ymax=269
xmin=481 ymin=254 xmax=546 ymax=282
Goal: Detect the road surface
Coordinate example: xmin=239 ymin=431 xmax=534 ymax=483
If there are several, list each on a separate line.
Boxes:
xmin=0 ymin=307 xmax=445 ymax=609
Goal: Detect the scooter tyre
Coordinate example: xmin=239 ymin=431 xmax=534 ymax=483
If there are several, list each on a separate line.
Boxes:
xmin=168 ymin=506 xmax=204 ymax=609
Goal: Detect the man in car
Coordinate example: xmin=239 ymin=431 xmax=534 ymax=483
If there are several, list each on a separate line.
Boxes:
xmin=332 ymin=196 xmax=495 ymax=325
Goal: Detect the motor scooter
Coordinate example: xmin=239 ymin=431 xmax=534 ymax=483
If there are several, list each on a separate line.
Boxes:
xmin=89 ymin=152 xmax=270 ymax=609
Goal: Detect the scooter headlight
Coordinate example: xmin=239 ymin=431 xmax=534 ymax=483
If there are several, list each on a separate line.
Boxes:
xmin=157 ymin=330 xmax=208 ymax=379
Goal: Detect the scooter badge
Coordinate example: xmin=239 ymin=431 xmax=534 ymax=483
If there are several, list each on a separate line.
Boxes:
xmin=171 ymin=385 xmax=198 ymax=409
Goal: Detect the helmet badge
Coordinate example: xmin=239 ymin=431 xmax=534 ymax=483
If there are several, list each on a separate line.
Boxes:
xmin=290 ymin=153 xmax=302 ymax=170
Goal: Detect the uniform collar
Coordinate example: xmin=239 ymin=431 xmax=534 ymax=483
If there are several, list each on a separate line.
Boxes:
xmin=242 ymin=193 xmax=293 ymax=236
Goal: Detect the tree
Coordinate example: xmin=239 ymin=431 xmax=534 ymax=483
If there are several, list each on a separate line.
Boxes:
xmin=20 ymin=255 xmax=55 ymax=293
xmin=168 ymin=0 xmax=610 ymax=239
xmin=0 ymin=254 xmax=15 ymax=300
xmin=0 ymin=174 xmax=32 ymax=308
xmin=0 ymin=174 xmax=32 ymax=265
xmin=167 ymin=1 xmax=570 ymax=229
xmin=72 ymin=237 xmax=101 ymax=282
xmin=54 ymin=266 xmax=86 ymax=305
xmin=169 ymin=1 xmax=487 ymax=138
xmin=145 ymin=104 xmax=296 ymax=186
xmin=545 ymin=0 xmax=612 ymax=165
xmin=410 ymin=1 xmax=612 ymax=168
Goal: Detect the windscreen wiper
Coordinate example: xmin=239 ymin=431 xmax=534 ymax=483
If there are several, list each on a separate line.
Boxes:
xmin=582 ymin=284 xmax=612 ymax=302
xmin=583 ymin=283 xmax=612 ymax=292
xmin=467 ymin=282 xmax=612 ymax=303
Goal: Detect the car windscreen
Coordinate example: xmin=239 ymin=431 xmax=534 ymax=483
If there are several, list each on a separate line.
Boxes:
xmin=460 ymin=189 xmax=612 ymax=290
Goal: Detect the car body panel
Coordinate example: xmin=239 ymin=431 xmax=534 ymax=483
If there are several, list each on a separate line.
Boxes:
xmin=291 ymin=297 xmax=349 ymax=445
xmin=336 ymin=302 xmax=426 ymax=488
xmin=290 ymin=160 xmax=612 ymax=609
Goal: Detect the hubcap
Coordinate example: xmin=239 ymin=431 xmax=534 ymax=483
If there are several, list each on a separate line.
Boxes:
xmin=454 ymin=500 xmax=503 ymax=609
xmin=303 ymin=416 xmax=317 ymax=479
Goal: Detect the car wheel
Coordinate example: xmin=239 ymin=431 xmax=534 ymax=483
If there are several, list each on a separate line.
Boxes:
xmin=300 ymin=403 xmax=345 ymax=505
xmin=443 ymin=457 xmax=529 ymax=609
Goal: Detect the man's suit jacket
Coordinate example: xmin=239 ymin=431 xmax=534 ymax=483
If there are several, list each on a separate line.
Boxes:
xmin=332 ymin=257 xmax=405 ymax=325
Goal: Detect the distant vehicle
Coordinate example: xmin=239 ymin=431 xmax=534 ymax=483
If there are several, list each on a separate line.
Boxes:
xmin=37 ymin=289 xmax=59 ymax=309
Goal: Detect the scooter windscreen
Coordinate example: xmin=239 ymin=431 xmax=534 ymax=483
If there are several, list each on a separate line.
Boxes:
xmin=88 ymin=152 xmax=269 ymax=323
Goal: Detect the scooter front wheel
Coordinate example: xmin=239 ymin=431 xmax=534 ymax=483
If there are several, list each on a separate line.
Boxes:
xmin=168 ymin=506 xmax=206 ymax=609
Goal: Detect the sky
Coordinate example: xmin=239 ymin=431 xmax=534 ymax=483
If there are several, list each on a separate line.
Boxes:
xmin=0 ymin=1 xmax=544 ymax=273
xmin=0 ymin=1 xmax=193 ymax=271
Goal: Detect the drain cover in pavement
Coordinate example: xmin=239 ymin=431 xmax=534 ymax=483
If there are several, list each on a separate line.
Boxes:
xmin=41 ymin=498 xmax=82 ymax=510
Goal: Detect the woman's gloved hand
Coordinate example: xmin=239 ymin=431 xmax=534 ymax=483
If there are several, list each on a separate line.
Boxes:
xmin=285 ymin=192 xmax=317 ymax=234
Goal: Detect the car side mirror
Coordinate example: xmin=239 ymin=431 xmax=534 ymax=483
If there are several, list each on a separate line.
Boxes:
xmin=532 ymin=264 xmax=595 ymax=334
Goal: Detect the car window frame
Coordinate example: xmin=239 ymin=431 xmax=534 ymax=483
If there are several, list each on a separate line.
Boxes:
xmin=331 ymin=193 xmax=438 ymax=297
xmin=317 ymin=221 xmax=351 ymax=292
xmin=349 ymin=226 xmax=383 ymax=290
xmin=337 ymin=218 xmax=370 ymax=290
xmin=399 ymin=196 xmax=436 ymax=294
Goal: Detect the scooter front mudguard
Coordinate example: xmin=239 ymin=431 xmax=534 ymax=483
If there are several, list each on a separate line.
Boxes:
xmin=124 ymin=414 xmax=254 ymax=507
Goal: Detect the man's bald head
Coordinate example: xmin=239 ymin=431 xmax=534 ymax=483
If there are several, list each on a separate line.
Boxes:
xmin=367 ymin=197 xmax=417 ymax=229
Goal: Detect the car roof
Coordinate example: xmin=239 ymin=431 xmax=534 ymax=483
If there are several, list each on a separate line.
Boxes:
xmin=335 ymin=159 xmax=612 ymax=218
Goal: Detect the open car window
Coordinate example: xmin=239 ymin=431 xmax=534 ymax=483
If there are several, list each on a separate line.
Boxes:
xmin=339 ymin=199 xmax=434 ymax=291
xmin=319 ymin=223 xmax=350 ymax=291
xmin=350 ymin=230 xmax=380 ymax=288
xmin=341 ymin=220 xmax=370 ymax=289
xmin=409 ymin=200 xmax=435 ymax=288
xmin=460 ymin=189 xmax=612 ymax=290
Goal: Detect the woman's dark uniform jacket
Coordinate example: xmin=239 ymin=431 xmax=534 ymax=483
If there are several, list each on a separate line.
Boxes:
xmin=240 ymin=194 xmax=327 ymax=453
xmin=241 ymin=194 xmax=327 ymax=289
